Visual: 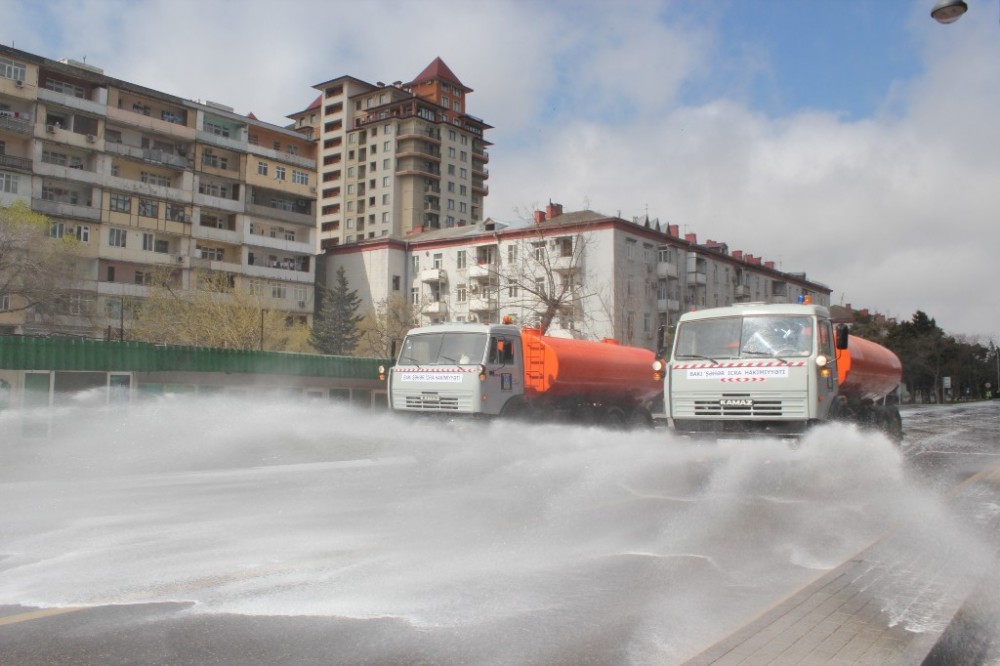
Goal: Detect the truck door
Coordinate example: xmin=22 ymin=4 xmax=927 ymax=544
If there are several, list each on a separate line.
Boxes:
xmin=817 ymin=320 xmax=839 ymax=417
xmin=485 ymin=335 xmax=523 ymax=415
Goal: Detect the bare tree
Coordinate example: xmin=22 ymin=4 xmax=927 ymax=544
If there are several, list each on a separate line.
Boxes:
xmin=0 ymin=201 xmax=86 ymax=331
xmin=127 ymin=269 xmax=313 ymax=351
xmin=495 ymin=227 xmax=594 ymax=334
xmin=356 ymin=294 xmax=419 ymax=358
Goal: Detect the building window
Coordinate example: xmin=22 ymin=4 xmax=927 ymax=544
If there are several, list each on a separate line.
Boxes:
xmin=0 ymin=56 xmax=26 ymax=82
xmin=109 ymin=228 xmax=126 ymax=248
xmin=74 ymin=225 xmax=90 ymax=242
xmin=48 ymin=222 xmax=65 ymax=239
xmin=0 ymin=172 xmax=17 ymax=194
xmin=456 ymin=251 xmax=466 ymax=269
xmin=456 ymin=284 xmax=467 ymax=302
xmin=433 ymin=253 xmax=443 ymax=269
xmin=508 ymin=245 xmax=518 ymax=264
xmin=142 ymin=232 xmax=154 ymax=251
xmin=271 ymin=284 xmax=287 ymax=299
xmin=275 ymin=166 xmax=286 ymax=181
xmin=292 ymin=170 xmax=309 ymax=185
xmin=626 ymin=238 xmax=637 ymax=259
xmin=138 ymin=199 xmax=158 ymax=218
xmin=392 ymin=275 xmax=400 ymax=291
xmin=110 ymin=194 xmax=131 ymax=213
xmin=258 ymin=161 xmax=268 ymax=176
xmin=411 ymin=287 xmax=419 ymax=305
xmin=140 ymin=171 xmax=171 ymax=187
xmin=532 ymin=242 xmax=545 ymax=261
xmin=204 ymin=121 xmax=230 ymax=138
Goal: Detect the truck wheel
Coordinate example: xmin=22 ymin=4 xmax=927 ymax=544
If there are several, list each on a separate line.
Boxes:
xmin=602 ymin=406 xmax=627 ymax=429
xmin=627 ymin=409 xmax=653 ymax=429
xmin=885 ymin=406 xmax=904 ymax=443
xmin=500 ymin=398 xmax=529 ymax=421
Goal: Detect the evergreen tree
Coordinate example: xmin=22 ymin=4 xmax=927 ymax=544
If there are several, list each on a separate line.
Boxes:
xmin=311 ymin=266 xmax=363 ymax=355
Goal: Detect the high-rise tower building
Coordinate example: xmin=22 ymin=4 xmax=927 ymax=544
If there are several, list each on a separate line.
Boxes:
xmin=305 ymin=58 xmax=491 ymax=249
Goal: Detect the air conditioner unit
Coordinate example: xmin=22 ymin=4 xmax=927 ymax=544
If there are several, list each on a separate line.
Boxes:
xmin=309 ymin=187 xmax=317 ymax=194
xmin=15 ymin=79 xmax=24 ymax=88
xmin=46 ymin=124 xmax=56 ymax=133
xmin=298 ymin=300 xmax=307 ymax=309
xmin=86 ymin=134 xmax=96 ymax=143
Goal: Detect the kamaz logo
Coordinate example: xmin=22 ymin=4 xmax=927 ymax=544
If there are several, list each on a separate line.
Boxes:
xmin=719 ymin=399 xmax=753 ymax=407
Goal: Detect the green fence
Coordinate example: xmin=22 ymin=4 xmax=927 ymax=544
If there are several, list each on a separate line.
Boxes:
xmin=0 ymin=336 xmax=389 ymax=380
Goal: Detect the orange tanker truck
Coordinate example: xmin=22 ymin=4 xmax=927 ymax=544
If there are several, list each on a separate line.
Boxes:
xmin=654 ymin=303 xmax=903 ymax=440
xmin=382 ymin=322 xmax=662 ymax=427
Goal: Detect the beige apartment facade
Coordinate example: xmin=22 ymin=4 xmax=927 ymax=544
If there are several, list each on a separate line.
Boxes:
xmin=0 ymin=46 xmax=318 ymax=339
xmin=323 ymin=203 xmax=831 ymax=348
xmin=301 ymin=58 xmax=491 ymax=249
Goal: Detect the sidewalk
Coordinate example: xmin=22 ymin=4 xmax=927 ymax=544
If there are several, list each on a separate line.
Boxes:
xmin=680 ymin=465 xmax=1000 ymax=665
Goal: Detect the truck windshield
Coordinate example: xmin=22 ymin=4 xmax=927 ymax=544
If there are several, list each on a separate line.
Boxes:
xmin=397 ymin=332 xmax=487 ymax=366
xmin=675 ymin=315 xmax=814 ymax=360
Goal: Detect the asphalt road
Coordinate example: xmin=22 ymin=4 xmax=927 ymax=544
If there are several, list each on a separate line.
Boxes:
xmin=0 ymin=398 xmax=997 ymax=665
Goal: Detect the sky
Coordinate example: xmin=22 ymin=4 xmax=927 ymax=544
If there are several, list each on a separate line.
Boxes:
xmin=5 ymin=0 xmax=1000 ymax=340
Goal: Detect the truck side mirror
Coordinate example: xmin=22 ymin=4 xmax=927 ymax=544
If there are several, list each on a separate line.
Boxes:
xmin=835 ymin=324 xmax=849 ymax=350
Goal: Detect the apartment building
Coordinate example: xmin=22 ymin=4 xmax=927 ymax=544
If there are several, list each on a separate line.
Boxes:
xmin=303 ymin=57 xmax=491 ymax=248
xmin=323 ymin=202 xmax=831 ymax=348
xmin=0 ymin=46 xmax=317 ymax=338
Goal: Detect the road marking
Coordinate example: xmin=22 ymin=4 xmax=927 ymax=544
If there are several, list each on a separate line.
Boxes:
xmin=0 ymin=606 xmax=87 ymax=626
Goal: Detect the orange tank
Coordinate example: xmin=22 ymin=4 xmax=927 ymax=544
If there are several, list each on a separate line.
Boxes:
xmin=836 ymin=335 xmax=902 ymax=402
xmin=520 ymin=328 xmax=661 ymax=405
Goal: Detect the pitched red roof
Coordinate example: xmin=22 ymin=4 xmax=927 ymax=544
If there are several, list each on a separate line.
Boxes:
xmin=407 ymin=57 xmax=471 ymax=92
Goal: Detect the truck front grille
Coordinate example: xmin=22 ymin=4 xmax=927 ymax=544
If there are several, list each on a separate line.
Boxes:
xmin=404 ymin=394 xmax=460 ymax=410
xmin=673 ymin=391 xmax=807 ymax=420
xmin=694 ymin=399 xmax=783 ymax=417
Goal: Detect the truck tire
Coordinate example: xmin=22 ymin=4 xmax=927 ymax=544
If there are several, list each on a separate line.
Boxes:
xmin=627 ymin=408 xmax=653 ymax=429
xmin=602 ymin=406 xmax=627 ymax=429
xmin=500 ymin=397 xmax=530 ymax=421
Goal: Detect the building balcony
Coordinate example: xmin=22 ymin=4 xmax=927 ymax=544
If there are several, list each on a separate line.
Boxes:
xmin=552 ymin=255 xmax=577 ymax=273
xmin=657 ymin=262 xmax=678 ymax=279
xmin=194 ymin=192 xmax=245 ymax=213
xmin=0 ymin=114 xmax=33 ymax=135
xmin=188 ymin=257 xmax=242 ymax=272
xmin=419 ymin=268 xmax=447 ymax=283
xmin=421 ymin=300 xmax=447 ymax=316
xmin=468 ymin=297 xmax=496 ymax=313
xmin=243 ymin=263 xmax=314 ymax=284
xmin=468 ymin=263 xmax=494 ymax=280
xmin=246 ymin=143 xmax=315 ymax=170
xmin=687 ymin=272 xmax=707 ymax=286
xmin=104 ymin=141 xmax=192 ymax=170
xmin=196 ymin=129 xmax=247 ymax=153
xmin=244 ymin=202 xmax=313 ymax=227
xmin=396 ymin=163 xmax=440 ymax=178
xmin=31 ymin=198 xmax=102 ymax=221
xmin=106 ymin=107 xmax=196 ymax=141
xmin=0 ymin=154 xmax=32 ymax=173
xmin=243 ymin=229 xmax=314 ymax=255
xmin=37 ymin=87 xmax=107 ymax=117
